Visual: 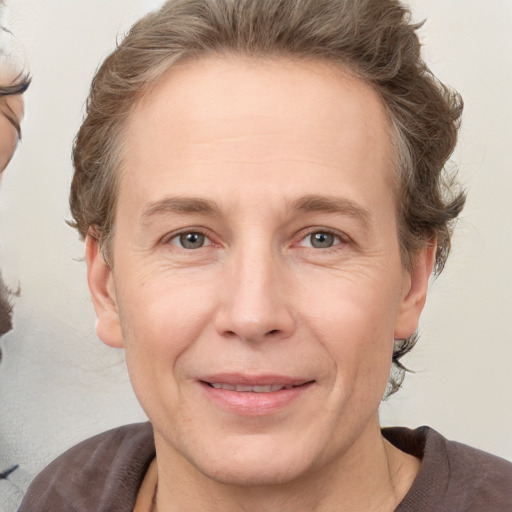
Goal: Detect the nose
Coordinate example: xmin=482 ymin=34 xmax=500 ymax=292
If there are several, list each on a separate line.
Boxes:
xmin=214 ymin=245 xmax=296 ymax=343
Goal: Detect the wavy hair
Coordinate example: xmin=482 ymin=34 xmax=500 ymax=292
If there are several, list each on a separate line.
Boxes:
xmin=70 ymin=0 xmax=465 ymax=395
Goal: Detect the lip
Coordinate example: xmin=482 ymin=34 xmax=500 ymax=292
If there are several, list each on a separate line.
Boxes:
xmin=198 ymin=373 xmax=315 ymax=416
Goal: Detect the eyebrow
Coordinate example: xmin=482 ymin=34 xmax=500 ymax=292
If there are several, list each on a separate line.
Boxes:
xmin=141 ymin=193 xmax=372 ymax=228
xmin=141 ymin=196 xmax=221 ymax=225
xmin=289 ymin=194 xmax=372 ymax=225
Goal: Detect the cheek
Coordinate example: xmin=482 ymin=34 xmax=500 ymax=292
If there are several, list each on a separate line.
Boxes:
xmin=0 ymin=128 xmax=17 ymax=172
xmin=115 ymin=269 xmax=217 ymax=375
xmin=299 ymin=270 xmax=399 ymax=391
xmin=115 ymin=275 xmax=213 ymax=422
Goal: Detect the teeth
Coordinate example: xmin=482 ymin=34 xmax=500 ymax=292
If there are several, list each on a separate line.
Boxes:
xmin=252 ymin=385 xmax=285 ymax=393
xmin=211 ymin=383 xmax=236 ymax=391
xmin=210 ymin=383 xmax=288 ymax=393
xmin=235 ymin=385 xmax=254 ymax=392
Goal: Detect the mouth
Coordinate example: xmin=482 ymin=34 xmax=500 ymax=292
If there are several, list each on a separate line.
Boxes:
xmin=199 ymin=376 xmax=315 ymax=415
xmin=205 ymin=382 xmax=309 ymax=393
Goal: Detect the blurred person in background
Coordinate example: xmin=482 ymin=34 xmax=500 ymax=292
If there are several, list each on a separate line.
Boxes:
xmin=0 ymin=1 xmax=28 ymax=339
xmin=0 ymin=0 xmax=30 ymax=506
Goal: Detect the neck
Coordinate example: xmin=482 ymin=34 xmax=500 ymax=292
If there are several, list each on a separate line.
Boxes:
xmin=152 ymin=418 xmax=419 ymax=512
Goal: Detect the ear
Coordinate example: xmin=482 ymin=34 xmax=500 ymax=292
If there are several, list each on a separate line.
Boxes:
xmin=85 ymin=233 xmax=124 ymax=348
xmin=394 ymin=243 xmax=436 ymax=339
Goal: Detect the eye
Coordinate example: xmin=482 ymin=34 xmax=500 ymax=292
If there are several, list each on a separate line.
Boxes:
xmin=299 ymin=231 xmax=342 ymax=249
xmin=169 ymin=232 xmax=210 ymax=249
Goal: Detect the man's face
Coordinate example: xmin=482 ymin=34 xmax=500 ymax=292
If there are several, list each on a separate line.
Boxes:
xmin=89 ymin=57 xmax=431 ymax=485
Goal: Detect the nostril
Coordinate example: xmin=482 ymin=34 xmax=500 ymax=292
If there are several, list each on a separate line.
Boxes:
xmin=267 ymin=329 xmax=278 ymax=336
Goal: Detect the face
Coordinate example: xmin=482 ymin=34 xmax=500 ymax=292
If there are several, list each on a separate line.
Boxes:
xmin=88 ymin=57 xmax=432 ymax=486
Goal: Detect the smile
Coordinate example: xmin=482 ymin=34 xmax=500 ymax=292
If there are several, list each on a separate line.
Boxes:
xmin=198 ymin=375 xmax=315 ymax=415
xmin=208 ymin=383 xmax=299 ymax=393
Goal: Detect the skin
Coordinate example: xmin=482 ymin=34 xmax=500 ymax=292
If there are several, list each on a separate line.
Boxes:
xmin=87 ymin=56 xmax=435 ymax=511
xmin=0 ymin=92 xmax=23 ymax=174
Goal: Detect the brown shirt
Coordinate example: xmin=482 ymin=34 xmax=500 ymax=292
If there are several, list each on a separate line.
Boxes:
xmin=19 ymin=422 xmax=512 ymax=512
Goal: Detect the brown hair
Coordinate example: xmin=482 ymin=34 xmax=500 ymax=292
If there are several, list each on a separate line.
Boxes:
xmin=70 ymin=0 xmax=465 ymax=394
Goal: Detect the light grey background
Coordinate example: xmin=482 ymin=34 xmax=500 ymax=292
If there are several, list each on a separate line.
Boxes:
xmin=0 ymin=0 xmax=510 ymax=509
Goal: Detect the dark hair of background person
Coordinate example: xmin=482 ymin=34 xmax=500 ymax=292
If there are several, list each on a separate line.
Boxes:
xmin=69 ymin=0 xmax=466 ymax=395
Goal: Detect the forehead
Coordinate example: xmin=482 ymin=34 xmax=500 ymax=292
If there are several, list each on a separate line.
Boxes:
xmin=119 ymin=56 xmax=395 ymax=214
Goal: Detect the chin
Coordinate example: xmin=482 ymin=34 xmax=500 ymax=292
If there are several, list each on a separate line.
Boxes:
xmin=200 ymin=458 xmax=309 ymax=487
xmin=182 ymin=435 xmax=320 ymax=487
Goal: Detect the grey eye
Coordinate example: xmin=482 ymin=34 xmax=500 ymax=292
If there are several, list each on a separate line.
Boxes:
xmin=309 ymin=232 xmax=336 ymax=248
xmin=178 ymin=232 xmax=206 ymax=249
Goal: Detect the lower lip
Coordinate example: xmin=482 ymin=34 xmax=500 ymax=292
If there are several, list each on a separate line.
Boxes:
xmin=200 ymin=382 xmax=314 ymax=416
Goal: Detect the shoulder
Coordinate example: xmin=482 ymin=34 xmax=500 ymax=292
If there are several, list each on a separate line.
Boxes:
xmin=18 ymin=422 xmax=155 ymax=512
xmin=384 ymin=426 xmax=512 ymax=512
xmin=439 ymin=431 xmax=512 ymax=509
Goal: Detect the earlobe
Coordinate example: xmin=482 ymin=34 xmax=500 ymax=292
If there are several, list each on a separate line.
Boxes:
xmin=85 ymin=233 xmax=124 ymax=348
xmin=394 ymin=243 xmax=436 ymax=339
